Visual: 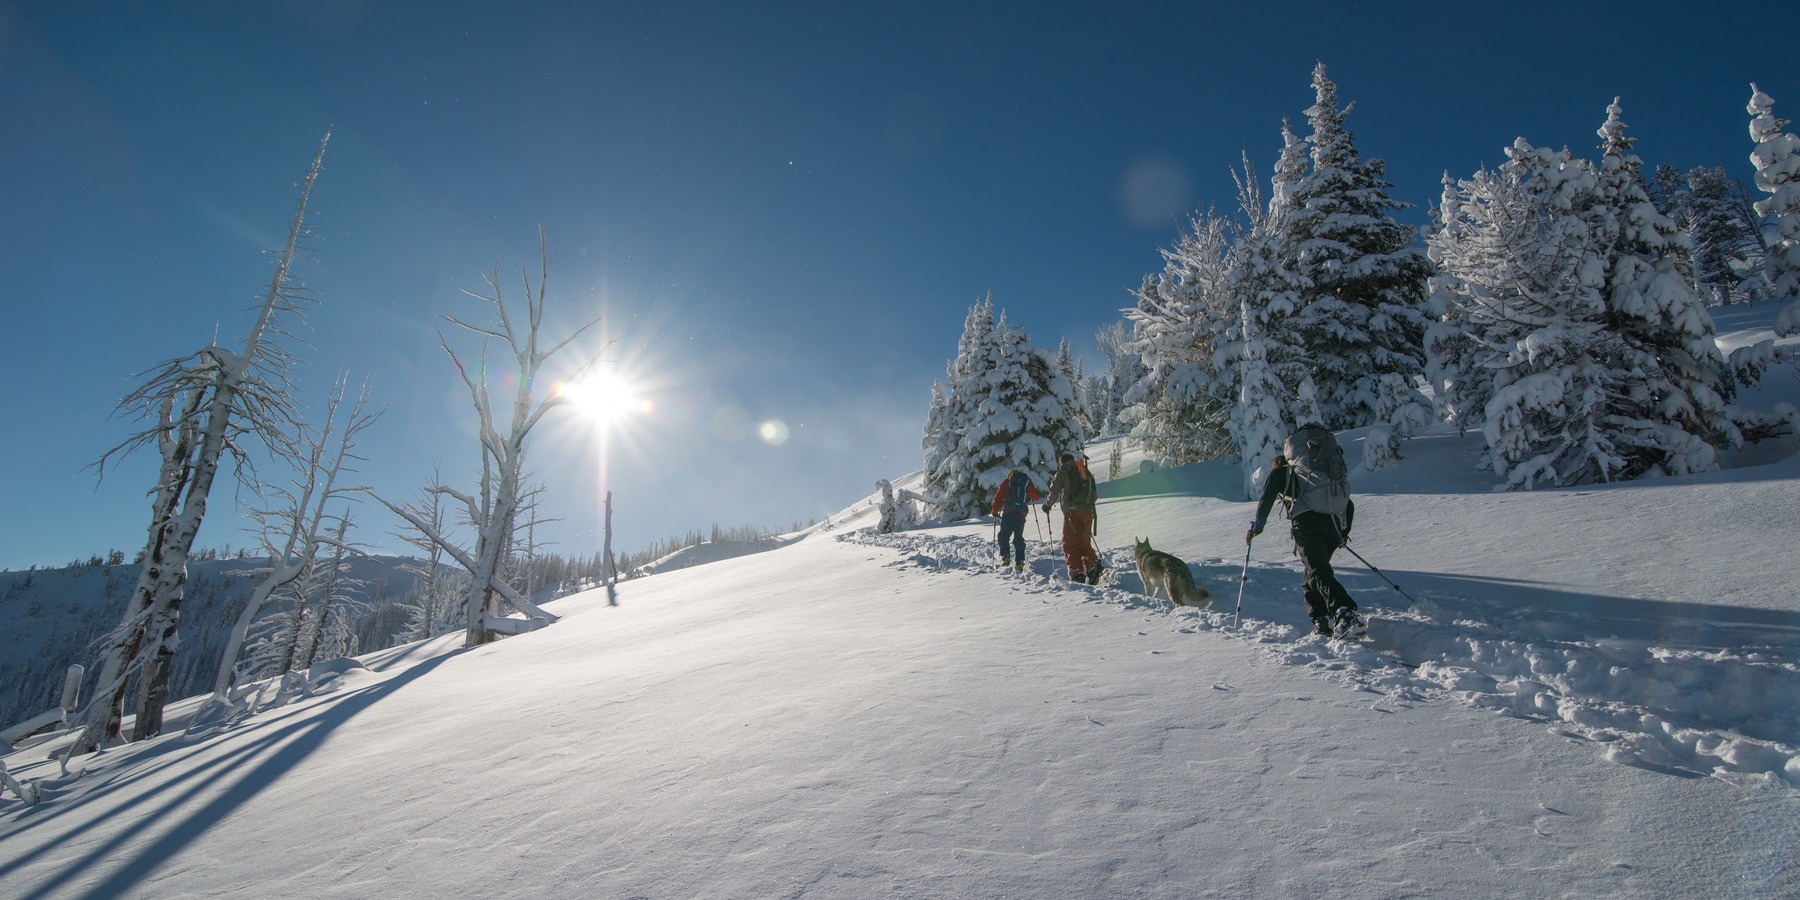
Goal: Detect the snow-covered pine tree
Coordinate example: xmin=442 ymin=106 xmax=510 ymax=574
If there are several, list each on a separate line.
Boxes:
xmin=1431 ymin=139 xmax=1633 ymax=488
xmin=1080 ymin=372 xmax=1111 ymax=438
xmin=951 ymin=312 xmax=1082 ymax=517
xmin=1231 ymin=299 xmax=1291 ymax=500
xmin=1283 ymin=63 xmax=1433 ymax=430
xmin=1056 ymin=338 xmax=1094 ymax=436
xmin=1654 ymin=166 xmax=1758 ymax=306
xmin=1226 ymin=118 xmax=1313 ymax=432
xmin=1424 ymin=171 xmax=1481 ymax=432
xmin=874 ymin=479 xmax=922 ymax=534
xmin=1590 ymin=99 xmax=1734 ymax=476
xmin=1124 ymin=211 xmax=1237 ymax=465
xmin=1094 ymin=320 xmax=1146 ymax=438
xmin=923 ymin=296 xmax=999 ymax=517
xmin=920 ymin=379 xmax=954 ymax=500
xmin=1748 ymin=84 xmax=1800 ymax=337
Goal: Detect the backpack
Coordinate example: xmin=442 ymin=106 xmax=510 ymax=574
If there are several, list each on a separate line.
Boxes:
xmin=1280 ymin=425 xmax=1350 ymax=527
xmin=1066 ymin=459 xmax=1096 ymax=508
xmin=1002 ymin=470 xmax=1032 ymax=514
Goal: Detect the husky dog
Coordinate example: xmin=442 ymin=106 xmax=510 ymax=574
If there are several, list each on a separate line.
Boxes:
xmin=1133 ymin=538 xmax=1211 ymax=608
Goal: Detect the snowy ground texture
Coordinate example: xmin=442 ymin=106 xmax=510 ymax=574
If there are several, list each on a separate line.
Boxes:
xmin=2 ymin=309 xmax=1798 ymax=898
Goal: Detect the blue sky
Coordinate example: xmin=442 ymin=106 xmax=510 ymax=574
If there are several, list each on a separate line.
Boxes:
xmin=1 ymin=2 xmax=1794 ymax=570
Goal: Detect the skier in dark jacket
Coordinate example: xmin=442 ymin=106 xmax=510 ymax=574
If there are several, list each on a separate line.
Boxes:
xmin=1043 ymin=452 xmax=1102 ymax=584
xmin=1247 ymin=455 xmax=1362 ymax=637
xmin=991 ymin=469 xmax=1042 ymax=572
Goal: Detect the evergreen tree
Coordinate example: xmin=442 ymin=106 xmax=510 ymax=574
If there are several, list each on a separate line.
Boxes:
xmin=1124 ymin=211 xmax=1237 ymax=464
xmin=922 ymin=296 xmax=997 ymax=513
xmin=1056 ymin=338 xmax=1093 ymax=435
xmin=1748 ymin=84 xmax=1800 ymax=336
xmin=1652 ymin=165 xmax=1760 ymax=306
xmin=1230 ymin=300 xmax=1291 ymax=499
xmin=1431 ymin=121 xmax=1731 ymax=489
xmin=924 ymin=299 xmax=1079 ymax=519
xmin=1228 ymin=118 xmax=1313 ymax=424
xmin=1220 ymin=118 xmax=1312 ymax=475
xmin=1589 ymin=99 xmax=1734 ymax=476
xmin=1094 ymin=320 xmax=1146 ymax=437
xmin=1283 ymin=63 xmax=1433 ymax=429
xmin=1080 ymin=372 xmax=1111 ymax=438
xmin=920 ymin=379 xmax=954 ymax=502
xmin=1424 ymin=171 xmax=1481 ymax=431
xmin=957 ymin=314 xmax=1081 ymax=514
xmin=1430 ymin=140 xmax=1616 ymax=487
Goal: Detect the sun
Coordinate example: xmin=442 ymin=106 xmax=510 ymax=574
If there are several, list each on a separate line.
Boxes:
xmin=554 ymin=372 xmax=643 ymax=426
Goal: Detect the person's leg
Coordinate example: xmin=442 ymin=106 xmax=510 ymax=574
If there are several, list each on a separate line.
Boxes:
xmin=1060 ymin=513 xmax=1086 ymax=582
xmin=1069 ymin=510 xmax=1099 ymax=578
xmin=1297 ymin=518 xmax=1358 ymax=631
xmin=1295 ymin=529 xmax=1335 ymax=633
xmin=997 ymin=515 xmax=1020 ymax=564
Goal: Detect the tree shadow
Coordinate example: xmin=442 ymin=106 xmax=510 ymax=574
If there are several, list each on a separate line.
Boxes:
xmin=3 ymin=650 xmax=458 ymax=900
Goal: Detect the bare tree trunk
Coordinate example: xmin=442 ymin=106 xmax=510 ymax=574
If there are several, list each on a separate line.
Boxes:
xmin=603 ymin=490 xmax=617 ymax=606
xmin=69 ymin=132 xmax=329 ymax=757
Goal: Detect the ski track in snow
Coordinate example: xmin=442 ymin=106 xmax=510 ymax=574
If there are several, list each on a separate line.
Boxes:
xmin=845 ymin=528 xmax=1800 ymax=789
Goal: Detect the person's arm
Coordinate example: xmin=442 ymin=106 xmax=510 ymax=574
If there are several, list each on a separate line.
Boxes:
xmin=1247 ymin=469 xmax=1287 ymax=541
xmin=1042 ymin=468 xmax=1066 ymax=509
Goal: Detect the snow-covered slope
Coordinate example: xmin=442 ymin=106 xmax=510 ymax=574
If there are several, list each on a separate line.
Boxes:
xmin=2 ymin=312 xmax=1797 ymax=898
xmin=633 ymin=536 xmax=800 ymax=575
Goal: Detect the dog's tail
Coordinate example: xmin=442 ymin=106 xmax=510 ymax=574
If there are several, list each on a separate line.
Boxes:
xmin=1175 ymin=580 xmax=1212 ymax=608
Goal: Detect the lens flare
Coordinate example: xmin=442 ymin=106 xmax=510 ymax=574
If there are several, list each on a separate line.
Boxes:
xmin=758 ymin=419 xmax=790 ymax=445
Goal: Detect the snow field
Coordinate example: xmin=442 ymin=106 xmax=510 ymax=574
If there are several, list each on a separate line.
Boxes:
xmin=3 ymin=308 xmax=1797 ymax=898
xmin=854 ymin=519 xmax=1800 ymax=788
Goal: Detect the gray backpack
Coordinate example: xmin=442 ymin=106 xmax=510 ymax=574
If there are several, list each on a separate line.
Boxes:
xmin=1281 ymin=425 xmax=1350 ymax=528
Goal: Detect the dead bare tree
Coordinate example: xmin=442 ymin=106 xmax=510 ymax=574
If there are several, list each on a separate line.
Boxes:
xmin=378 ymin=229 xmax=601 ymax=647
xmin=69 ymin=131 xmax=331 ymax=755
xmin=190 ymin=374 xmax=376 ymax=730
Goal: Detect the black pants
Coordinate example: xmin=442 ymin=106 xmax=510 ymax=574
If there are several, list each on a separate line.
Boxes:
xmin=1293 ymin=514 xmax=1356 ymax=626
xmin=997 ymin=511 xmax=1027 ymax=563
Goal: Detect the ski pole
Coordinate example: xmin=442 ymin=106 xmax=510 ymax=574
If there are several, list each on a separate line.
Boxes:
xmin=1233 ymin=542 xmax=1252 ymax=628
xmin=1033 ymin=508 xmax=1044 ymax=542
xmin=1340 ymin=543 xmax=1418 ymax=606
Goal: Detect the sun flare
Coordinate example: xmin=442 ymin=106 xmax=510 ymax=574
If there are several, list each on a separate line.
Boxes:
xmin=555 ymin=373 xmax=645 ymax=426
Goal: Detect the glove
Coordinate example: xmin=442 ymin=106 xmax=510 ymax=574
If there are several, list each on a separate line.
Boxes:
xmin=1244 ymin=528 xmax=1257 ymax=545
xmin=1043 ymin=502 xmax=1054 ymax=512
